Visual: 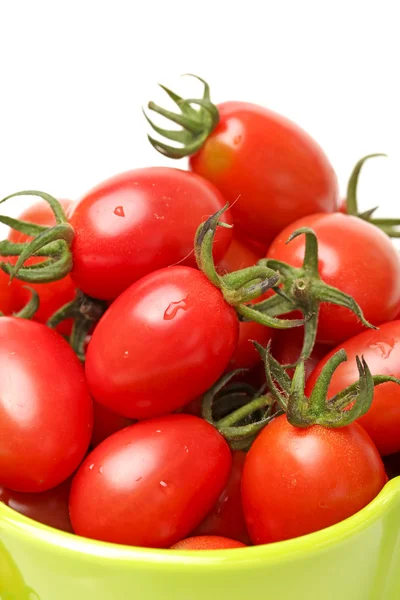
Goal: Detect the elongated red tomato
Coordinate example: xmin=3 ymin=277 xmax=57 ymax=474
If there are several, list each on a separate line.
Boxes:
xmin=193 ymin=451 xmax=250 ymax=544
xmin=0 ymin=478 xmax=73 ymax=533
xmin=68 ymin=168 xmax=233 ymax=300
xmin=8 ymin=200 xmax=76 ymax=332
xmin=306 ymin=321 xmax=400 ymax=456
xmin=267 ymin=213 xmax=400 ymax=344
xmin=191 ymin=103 xmax=338 ymax=245
xmin=0 ymin=318 xmax=93 ymax=492
xmin=69 ymin=414 xmax=232 ymax=548
xmin=242 ymin=415 xmax=387 ymax=544
xmin=171 ymin=536 xmax=246 ymax=550
xmin=85 ymin=266 xmax=239 ymax=419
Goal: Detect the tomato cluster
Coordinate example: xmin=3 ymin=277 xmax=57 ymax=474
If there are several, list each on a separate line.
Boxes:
xmin=1 ymin=76 xmax=400 ymax=552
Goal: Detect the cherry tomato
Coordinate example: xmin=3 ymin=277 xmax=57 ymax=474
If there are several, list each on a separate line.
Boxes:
xmin=85 ymin=266 xmax=239 ymax=420
xmin=91 ymin=401 xmax=134 ymax=448
xmin=171 ymin=536 xmax=246 ymax=550
xmin=0 ymin=318 xmax=93 ymax=492
xmin=68 ymin=168 xmax=233 ymax=300
xmin=267 ymin=213 xmax=400 ymax=344
xmin=271 ymin=328 xmax=331 ymax=381
xmin=306 ymin=321 xmax=400 ymax=456
xmin=218 ymin=236 xmax=274 ymax=370
xmin=8 ymin=200 xmax=76 ymax=333
xmin=69 ymin=414 xmax=232 ymax=548
xmin=0 ymin=478 xmax=73 ymax=533
xmin=190 ymin=102 xmax=338 ymax=246
xmin=242 ymin=414 xmax=387 ymax=544
xmin=193 ymin=451 xmax=250 ymax=544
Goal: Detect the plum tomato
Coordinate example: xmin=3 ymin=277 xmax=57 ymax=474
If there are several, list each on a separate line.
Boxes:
xmin=171 ymin=536 xmax=246 ymax=550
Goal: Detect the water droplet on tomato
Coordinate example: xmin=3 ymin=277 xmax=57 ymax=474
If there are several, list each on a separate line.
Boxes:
xmin=99 ymin=467 xmax=104 ymax=474
xmin=184 ymin=445 xmax=189 ymax=453
xmin=135 ymin=477 xmax=142 ymax=482
xmin=114 ymin=206 xmax=125 ymax=217
xmin=369 ymin=340 xmax=394 ymax=359
xmin=89 ymin=464 xmax=94 ymax=470
xmin=159 ymin=480 xmax=168 ymax=488
xmin=163 ymin=298 xmax=188 ymax=320
xmin=155 ymin=429 xmax=162 ymax=434
xmin=124 ymin=350 xmax=129 ymax=358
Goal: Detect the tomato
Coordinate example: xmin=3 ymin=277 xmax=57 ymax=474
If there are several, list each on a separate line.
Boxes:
xmin=85 ymin=266 xmax=239 ymax=419
xmin=271 ymin=328 xmax=331 ymax=381
xmin=267 ymin=213 xmax=400 ymax=344
xmin=7 ymin=200 xmax=76 ymax=333
xmin=193 ymin=451 xmax=250 ymax=544
xmin=0 ymin=478 xmax=73 ymax=533
xmin=171 ymin=536 xmax=246 ymax=550
xmin=91 ymin=401 xmax=134 ymax=448
xmin=0 ymin=270 xmax=14 ymax=315
xmin=68 ymin=168 xmax=233 ymax=300
xmin=0 ymin=318 xmax=93 ymax=492
xmin=189 ymin=102 xmax=338 ymax=245
xmin=242 ymin=414 xmax=387 ymax=544
xmin=69 ymin=414 xmax=232 ymax=548
xmin=218 ymin=236 xmax=274 ymax=370
xmin=306 ymin=321 xmax=400 ymax=456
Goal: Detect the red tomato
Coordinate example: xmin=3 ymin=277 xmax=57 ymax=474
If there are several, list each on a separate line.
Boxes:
xmin=242 ymin=414 xmax=387 ymax=544
xmin=267 ymin=213 xmax=400 ymax=344
xmin=193 ymin=451 xmax=250 ymax=544
xmin=218 ymin=236 xmax=274 ymax=370
xmin=306 ymin=321 xmax=400 ymax=456
xmin=0 ymin=478 xmax=73 ymax=533
xmin=271 ymin=328 xmax=332 ymax=381
xmin=69 ymin=414 xmax=232 ymax=548
xmin=0 ymin=270 xmax=14 ymax=315
xmin=171 ymin=536 xmax=246 ymax=550
xmin=8 ymin=200 xmax=76 ymax=333
xmin=0 ymin=318 xmax=93 ymax=492
xmin=91 ymin=402 xmax=134 ymax=448
xmin=68 ymin=168 xmax=233 ymax=300
xmin=190 ymin=102 xmax=338 ymax=246
xmin=85 ymin=266 xmax=239 ymax=419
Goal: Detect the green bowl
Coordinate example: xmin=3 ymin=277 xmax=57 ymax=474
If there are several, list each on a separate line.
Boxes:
xmin=2 ymin=477 xmax=400 ymax=600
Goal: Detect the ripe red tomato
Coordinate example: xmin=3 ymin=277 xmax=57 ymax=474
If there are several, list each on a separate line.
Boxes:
xmin=190 ymin=102 xmax=338 ymax=245
xmin=91 ymin=401 xmax=134 ymax=448
xmin=68 ymin=168 xmax=233 ymax=300
xmin=266 ymin=213 xmax=400 ymax=344
xmin=171 ymin=536 xmax=246 ymax=550
xmin=271 ymin=328 xmax=331 ymax=381
xmin=0 ymin=478 xmax=73 ymax=533
xmin=306 ymin=321 xmax=400 ymax=456
xmin=7 ymin=200 xmax=76 ymax=333
xmin=193 ymin=451 xmax=250 ymax=544
xmin=0 ymin=318 xmax=93 ymax=492
xmin=85 ymin=266 xmax=239 ymax=419
xmin=69 ymin=414 xmax=232 ymax=548
xmin=242 ymin=414 xmax=387 ymax=544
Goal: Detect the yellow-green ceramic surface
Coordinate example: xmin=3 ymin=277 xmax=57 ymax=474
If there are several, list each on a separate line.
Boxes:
xmin=2 ymin=477 xmax=400 ymax=600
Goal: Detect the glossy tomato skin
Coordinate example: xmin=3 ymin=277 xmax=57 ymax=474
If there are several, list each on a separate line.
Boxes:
xmin=8 ymin=200 xmax=76 ymax=333
xmin=190 ymin=102 xmax=338 ymax=246
xmin=85 ymin=266 xmax=239 ymax=420
xmin=306 ymin=321 xmax=400 ymax=456
xmin=69 ymin=414 xmax=232 ymax=548
xmin=0 ymin=478 xmax=73 ymax=533
xmin=267 ymin=213 xmax=400 ymax=344
xmin=193 ymin=451 xmax=250 ymax=544
xmin=0 ymin=318 xmax=93 ymax=492
xmin=242 ymin=415 xmax=387 ymax=544
xmin=68 ymin=168 xmax=233 ymax=300
xmin=91 ymin=402 xmax=135 ymax=448
xmin=171 ymin=536 xmax=246 ymax=550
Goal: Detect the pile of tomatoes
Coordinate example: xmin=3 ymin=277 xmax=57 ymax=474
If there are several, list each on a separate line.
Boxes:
xmin=1 ymin=75 xmax=400 ymax=552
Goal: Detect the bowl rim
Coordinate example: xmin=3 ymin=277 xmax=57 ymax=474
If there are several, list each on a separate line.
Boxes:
xmin=1 ymin=476 xmax=400 ymax=569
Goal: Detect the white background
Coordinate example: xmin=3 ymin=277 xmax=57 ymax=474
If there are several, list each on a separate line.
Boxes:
xmin=0 ymin=0 xmax=399 ymax=239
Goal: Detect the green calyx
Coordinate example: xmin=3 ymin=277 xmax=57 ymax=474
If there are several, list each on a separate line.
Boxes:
xmin=346 ymin=154 xmax=400 ymax=238
xmin=253 ymin=227 xmax=375 ymax=361
xmin=47 ymin=291 xmax=107 ymax=362
xmin=258 ymin=341 xmax=400 ymax=428
xmin=195 ymin=205 xmax=304 ymax=330
xmin=201 ymin=370 xmax=282 ymax=450
xmin=0 ymin=191 xmax=74 ymax=283
xmin=0 ymin=286 xmax=39 ymax=320
xmin=145 ymin=74 xmax=219 ymax=158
